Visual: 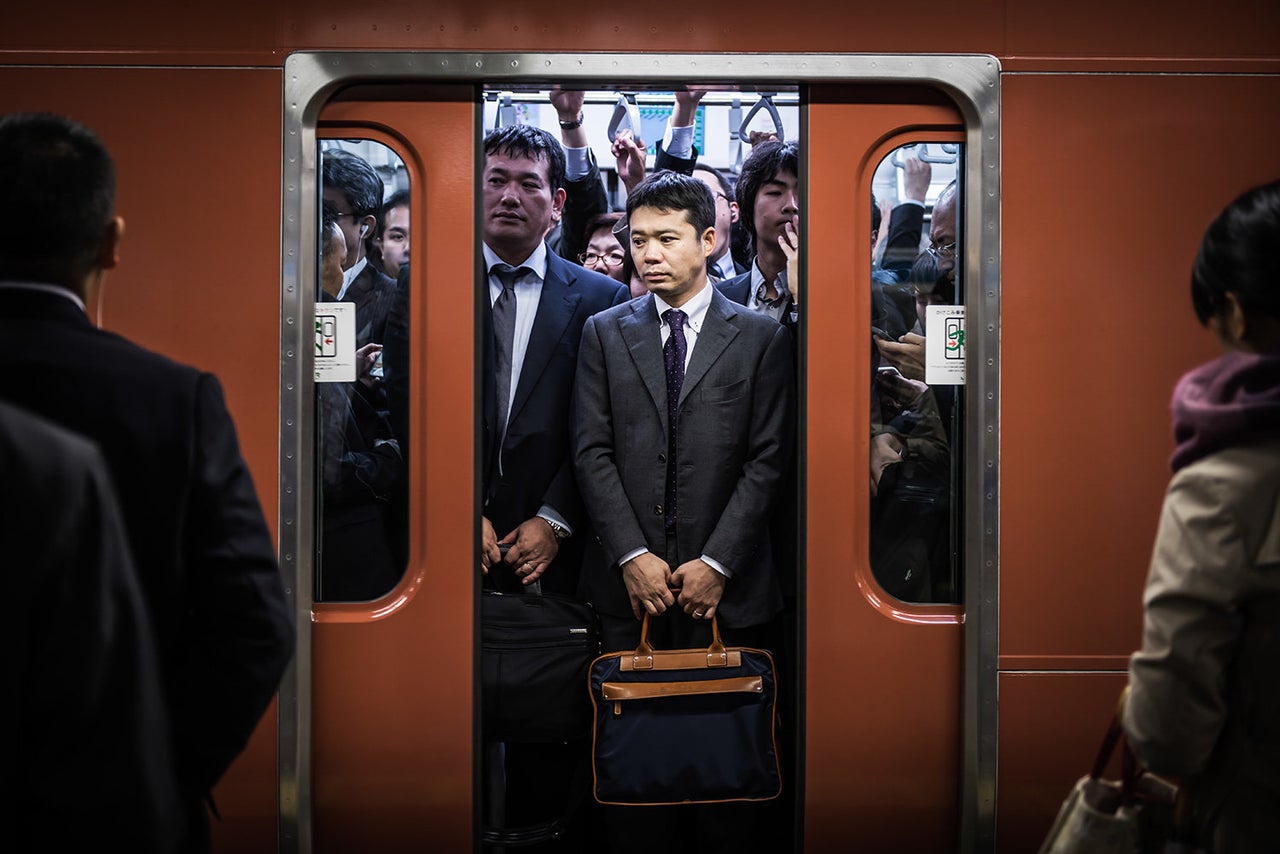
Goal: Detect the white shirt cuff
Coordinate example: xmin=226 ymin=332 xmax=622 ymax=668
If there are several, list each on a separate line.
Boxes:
xmin=701 ymin=554 xmax=732 ymax=578
xmin=662 ymin=124 xmax=695 ymax=160
xmin=618 ymin=546 xmax=648 ymax=567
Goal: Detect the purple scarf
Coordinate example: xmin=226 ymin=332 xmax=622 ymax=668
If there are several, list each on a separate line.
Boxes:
xmin=1171 ymin=351 xmax=1280 ymax=473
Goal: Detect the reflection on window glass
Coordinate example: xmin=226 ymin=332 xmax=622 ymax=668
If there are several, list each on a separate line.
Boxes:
xmin=868 ymin=142 xmax=962 ymax=604
xmin=314 ymin=139 xmax=411 ymax=602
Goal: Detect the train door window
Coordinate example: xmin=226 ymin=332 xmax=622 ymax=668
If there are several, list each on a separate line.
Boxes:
xmin=868 ymin=141 xmax=964 ymax=605
xmin=314 ymin=137 xmax=410 ymax=602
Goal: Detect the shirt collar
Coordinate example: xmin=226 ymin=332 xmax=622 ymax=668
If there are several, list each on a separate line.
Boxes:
xmin=482 ymin=241 xmax=548 ymax=282
xmin=652 ymin=278 xmax=713 ymax=334
xmin=710 ymin=254 xmax=734 ymax=281
xmin=338 ymin=256 xmax=367 ymax=300
xmin=749 ymin=259 xmax=790 ymax=307
xmin=0 ymin=280 xmax=87 ymax=313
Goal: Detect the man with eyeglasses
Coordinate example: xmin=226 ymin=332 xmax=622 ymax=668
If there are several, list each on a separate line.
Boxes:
xmin=876 ymin=180 xmax=957 ymax=381
xmin=480 ymin=124 xmax=628 ymax=851
xmin=322 ymin=148 xmax=396 ymax=349
xmin=693 ymin=166 xmax=745 ymax=282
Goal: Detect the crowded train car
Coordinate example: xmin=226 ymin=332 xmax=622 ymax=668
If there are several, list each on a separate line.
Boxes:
xmin=2 ymin=2 xmax=1278 ymax=851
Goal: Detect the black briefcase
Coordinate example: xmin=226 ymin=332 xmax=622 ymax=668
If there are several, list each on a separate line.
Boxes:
xmin=481 ymin=584 xmax=600 ymax=744
xmin=588 ymin=614 xmax=782 ymax=805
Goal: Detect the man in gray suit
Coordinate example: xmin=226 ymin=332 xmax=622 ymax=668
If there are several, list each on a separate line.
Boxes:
xmin=573 ymin=171 xmax=793 ymax=852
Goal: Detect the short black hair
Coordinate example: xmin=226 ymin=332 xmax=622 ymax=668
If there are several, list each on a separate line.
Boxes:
xmin=1191 ymin=179 xmax=1280 ymax=325
xmin=321 ymin=149 xmax=383 ymax=220
xmin=692 ymin=162 xmax=734 ymax=198
xmin=0 ymin=113 xmax=115 ymax=287
xmin=735 ymin=139 xmax=800 ymax=251
xmin=482 ymin=124 xmax=566 ymax=192
xmin=908 ymin=250 xmax=953 ymax=304
xmin=583 ymin=211 xmax=625 ymax=247
xmin=378 ymin=189 xmax=410 ymax=239
xmin=626 ymin=170 xmax=716 ymax=236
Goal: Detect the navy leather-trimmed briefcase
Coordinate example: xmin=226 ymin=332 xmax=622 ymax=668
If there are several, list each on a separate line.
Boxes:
xmin=588 ymin=614 xmax=782 ymax=805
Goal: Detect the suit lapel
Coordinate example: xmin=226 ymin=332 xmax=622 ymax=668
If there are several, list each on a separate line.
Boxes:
xmin=679 ymin=289 xmax=739 ymax=407
xmin=619 ymin=296 xmax=668 ymax=430
xmin=507 ymin=257 xmax=580 ymax=427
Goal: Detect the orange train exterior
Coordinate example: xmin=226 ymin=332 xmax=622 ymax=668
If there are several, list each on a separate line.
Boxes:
xmin=3 ymin=3 xmax=1279 ymax=851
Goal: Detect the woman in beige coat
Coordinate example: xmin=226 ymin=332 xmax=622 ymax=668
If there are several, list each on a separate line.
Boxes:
xmin=1124 ymin=179 xmax=1280 ymax=852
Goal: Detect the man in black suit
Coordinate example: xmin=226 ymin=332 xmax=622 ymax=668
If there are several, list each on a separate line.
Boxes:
xmin=479 ymin=123 xmax=627 ymax=850
xmin=573 ymin=171 xmax=793 ymax=852
xmin=322 ymin=147 xmax=396 ymax=347
xmin=479 ymin=124 xmax=628 ymax=594
xmin=0 ymin=112 xmax=294 ymax=852
xmin=2 ymin=401 xmax=184 ymax=853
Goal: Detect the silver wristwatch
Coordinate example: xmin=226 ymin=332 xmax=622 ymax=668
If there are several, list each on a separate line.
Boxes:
xmin=543 ymin=518 xmax=570 ymax=540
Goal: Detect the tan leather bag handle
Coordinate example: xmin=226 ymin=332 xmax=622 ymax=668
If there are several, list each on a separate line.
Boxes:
xmin=637 ymin=613 xmax=730 ymax=659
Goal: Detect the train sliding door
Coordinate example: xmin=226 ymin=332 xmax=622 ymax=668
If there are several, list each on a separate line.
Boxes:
xmin=281 ymin=87 xmax=477 ymax=850
xmin=804 ymin=89 xmax=975 ymax=851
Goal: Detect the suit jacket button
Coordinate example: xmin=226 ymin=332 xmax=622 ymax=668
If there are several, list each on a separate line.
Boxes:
xmin=658 ymin=453 xmax=666 ymax=463
xmin=654 ymin=504 xmax=663 ymax=515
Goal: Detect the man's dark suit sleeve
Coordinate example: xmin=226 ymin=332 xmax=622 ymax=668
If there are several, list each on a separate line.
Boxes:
xmin=654 ymin=141 xmax=698 ymax=175
xmin=537 ymin=282 xmax=631 ymax=529
xmin=178 ymin=374 xmax=294 ymax=791
xmin=558 ymin=149 xmax=608 ymax=263
xmin=573 ymin=314 xmax=649 ymax=566
xmin=881 ymin=202 xmax=925 ymax=277
xmin=702 ymin=324 xmax=794 ymax=574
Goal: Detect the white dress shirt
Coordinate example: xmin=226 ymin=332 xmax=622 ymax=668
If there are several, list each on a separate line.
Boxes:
xmin=746 ymin=259 xmax=792 ymax=323
xmin=618 ymin=281 xmax=731 ymax=579
xmin=483 ymin=241 xmax=548 ymax=424
xmin=482 ymin=242 xmax=570 ymax=536
xmin=652 ymin=278 xmax=713 ymax=370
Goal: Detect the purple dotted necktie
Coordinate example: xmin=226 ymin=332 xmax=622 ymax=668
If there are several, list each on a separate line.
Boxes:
xmin=662 ymin=308 xmax=687 ymax=530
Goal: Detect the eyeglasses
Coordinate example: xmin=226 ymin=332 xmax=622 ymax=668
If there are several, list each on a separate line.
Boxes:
xmin=579 ymin=252 xmax=626 ymax=267
xmin=715 ymin=193 xmax=733 ymax=205
xmin=926 ymin=241 xmax=957 ymax=260
xmin=330 ymin=211 xmax=358 ymax=219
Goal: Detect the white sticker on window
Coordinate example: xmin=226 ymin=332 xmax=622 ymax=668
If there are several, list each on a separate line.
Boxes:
xmin=314 ymin=302 xmax=356 ymax=382
xmin=925 ymin=305 xmax=966 ymax=386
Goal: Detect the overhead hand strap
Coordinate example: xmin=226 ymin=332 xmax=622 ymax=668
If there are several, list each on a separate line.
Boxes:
xmin=891 ymin=142 xmax=960 ymax=167
xmin=738 ymin=92 xmax=784 ymax=143
xmin=607 ymin=92 xmax=642 ymax=142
